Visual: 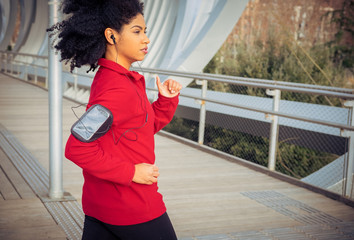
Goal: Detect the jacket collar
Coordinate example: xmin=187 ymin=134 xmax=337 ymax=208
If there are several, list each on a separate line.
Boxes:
xmin=97 ymin=58 xmax=143 ymax=81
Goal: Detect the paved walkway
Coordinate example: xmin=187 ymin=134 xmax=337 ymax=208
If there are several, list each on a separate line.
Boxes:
xmin=1 ymin=74 xmax=354 ymax=240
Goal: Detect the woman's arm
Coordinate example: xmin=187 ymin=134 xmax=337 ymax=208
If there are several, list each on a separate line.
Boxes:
xmin=65 ymin=135 xmax=135 ymax=185
xmin=66 ymin=136 xmax=160 ymax=185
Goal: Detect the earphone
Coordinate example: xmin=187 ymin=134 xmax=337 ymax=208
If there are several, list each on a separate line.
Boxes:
xmin=111 ymin=35 xmax=116 ymax=44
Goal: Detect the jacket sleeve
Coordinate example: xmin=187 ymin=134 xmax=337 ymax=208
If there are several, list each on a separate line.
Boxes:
xmin=65 ymin=135 xmax=135 ymax=186
xmin=151 ymin=93 xmax=179 ymax=134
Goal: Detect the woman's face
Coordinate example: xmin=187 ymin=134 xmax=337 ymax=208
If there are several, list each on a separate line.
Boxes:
xmin=116 ymin=13 xmax=150 ymax=69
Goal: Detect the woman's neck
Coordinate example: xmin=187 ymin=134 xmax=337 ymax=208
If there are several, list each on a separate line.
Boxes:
xmin=105 ymin=45 xmax=131 ymax=70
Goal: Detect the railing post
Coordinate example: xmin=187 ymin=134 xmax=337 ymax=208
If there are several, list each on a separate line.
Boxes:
xmin=7 ymin=53 xmax=11 ymax=73
xmin=24 ymin=64 xmax=28 ymax=81
xmin=45 ymin=68 xmax=48 ymax=89
xmin=11 ymin=54 xmax=14 ymax=75
xmin=1 ymin=53 xmax=3 ymax=72
xmin=2 ymin=54 xmax=4 ymax=72
xmin=34 ymin=66 xmax=38 ymax=84
xmin=266 ymin=89 xmax=281 ymax=171
xmin=48 ymin=0 xmax=63 ymax=199
xmin=74 ymin=69 xmax=78 ymax=100
xmin=341 ymin=101 xmax=354 ymax=199
xmin=16 ymin=64 xmax=20 ymax=78
xmin=196 ymin=79 xmax=207 ymax=145
xmin=4 ymin=53 xmax=8 ymax=72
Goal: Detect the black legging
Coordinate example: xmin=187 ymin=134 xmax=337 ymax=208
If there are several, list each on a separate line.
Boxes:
xmin=82 ymin=212 xmax=178 ymax=240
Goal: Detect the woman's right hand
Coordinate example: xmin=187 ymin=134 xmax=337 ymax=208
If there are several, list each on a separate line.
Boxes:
xmin=156 ymin=75 xmax=182 ymax=98
xmin=132 ymin=163 xmax=159 ymax=185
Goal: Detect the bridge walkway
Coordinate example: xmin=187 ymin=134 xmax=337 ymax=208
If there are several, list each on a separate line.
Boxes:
xmin=1 ymin=74 xmax=354 ymax=240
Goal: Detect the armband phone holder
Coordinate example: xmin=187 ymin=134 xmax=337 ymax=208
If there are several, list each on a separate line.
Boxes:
xmin=71 ymin=104 xmax=113 ymax=143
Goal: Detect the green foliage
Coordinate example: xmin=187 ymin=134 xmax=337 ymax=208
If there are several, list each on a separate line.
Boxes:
xmin=276 ymin=142 xmax=336 ymax=178
xmin=203 ymin=31 xmax=347 ymax=106
xmin=164 ymin=117 xmax=336 ymax=179
xmin=325 ymin=0 xmax=354 ymax=70
xmin=163 ymin=117 xmax=198 ymax=141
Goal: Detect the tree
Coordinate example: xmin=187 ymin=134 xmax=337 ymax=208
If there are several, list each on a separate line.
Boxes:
xmin=326 ymin=0 xmax=354 ymax=71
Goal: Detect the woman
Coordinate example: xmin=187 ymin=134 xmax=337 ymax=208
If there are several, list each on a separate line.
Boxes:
xmin=48 ymin=0 xmax=181 ymax=239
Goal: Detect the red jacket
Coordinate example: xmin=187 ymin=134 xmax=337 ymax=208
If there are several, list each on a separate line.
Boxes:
xmin=65 ymin=58 xmax=179 ymax=225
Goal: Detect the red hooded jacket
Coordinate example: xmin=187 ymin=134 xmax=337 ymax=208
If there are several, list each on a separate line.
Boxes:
xmin=65 ymin=58 xmax=179 ymax=225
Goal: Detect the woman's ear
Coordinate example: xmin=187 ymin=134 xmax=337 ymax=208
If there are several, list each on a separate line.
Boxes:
xmin=104 ymin=28 xmax=117 ymax=45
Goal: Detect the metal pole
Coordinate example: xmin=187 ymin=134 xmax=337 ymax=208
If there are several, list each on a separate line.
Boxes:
xmin=24 ymin=64 xmax=28 ymax=81
xmin=197 ymin=79 xmax=207 ymax=145
xmin=342 ymin=101 xmax=354 ymax=198
xmin=35 ymin=66 xmax=38 ymax=84
xmin=45 ymin=68 xmax=48 ymax=89
xmin=11 ymin=54 xmax=14 ymax=74
xmin=267 ymin=89 xmax=281 ymax=171
xmin=74 ymin=69 xmax=78 ymax=100
xmin=48 ymin=0 xmax=63 ymax=199
xmin=5 ymin=53 xmax=8 ymax=73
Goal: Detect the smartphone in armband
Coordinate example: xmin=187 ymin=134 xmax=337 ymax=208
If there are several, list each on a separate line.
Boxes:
xmin=71 ymin=104 xmax=113 ymax=143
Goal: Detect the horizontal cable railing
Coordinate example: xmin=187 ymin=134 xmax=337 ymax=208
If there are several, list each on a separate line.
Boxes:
xmin=1 ymin=51 xmax=354 ymax=200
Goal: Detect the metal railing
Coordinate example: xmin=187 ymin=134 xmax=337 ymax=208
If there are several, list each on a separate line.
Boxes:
xmin=0 ymin=51 xmax=48 ymax=86
xmin=1 ymin=51 xmax=354 ymax=200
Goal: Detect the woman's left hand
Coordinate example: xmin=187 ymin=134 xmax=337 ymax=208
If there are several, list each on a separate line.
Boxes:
xmin=156 ymin=75 xmax=182 ymax=98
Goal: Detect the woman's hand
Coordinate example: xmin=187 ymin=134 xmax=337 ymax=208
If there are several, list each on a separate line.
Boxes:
xmin=156 ymin=75 xmax=182 ymax=98
xmin=132 ymin=163 xmax=160 ymax=185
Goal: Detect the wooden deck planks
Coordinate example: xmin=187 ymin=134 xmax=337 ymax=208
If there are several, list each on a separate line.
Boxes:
xmin=155 ymin=135 xmax=303 ymax=236
xmin=0 ymin=166 xmax=20 ymax=200
xmin=0 ymin=76 xmax=69 ymax=239
xmin=0 ymin=143 xmax=67 ymax=239
xmin=0 ymin=148 xmax=35 ymax=199
xmin=0 ymin=198 xmax=66 ymax=240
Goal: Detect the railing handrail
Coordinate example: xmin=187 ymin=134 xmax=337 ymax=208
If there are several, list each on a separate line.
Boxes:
xmin=0 ymin=51 xmax=48 ymax=60
xmin=11 ymin=59 xmax=47 ymax=68
xmin=134 ymin=67 xmax=354 ymax=99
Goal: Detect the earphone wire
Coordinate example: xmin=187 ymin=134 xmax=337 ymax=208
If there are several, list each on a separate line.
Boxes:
xmin=71 ymin=103 xmax=87 ymax=120
xmin=112 ymin=71 xmax=148 ymax=145
xmin=111 ymin=37 xmax=149 ymax=145
xmin=71 ymin=103 xmax=92 ymax=133
xmin=71 ymin=103 xmax=112 ymax=135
